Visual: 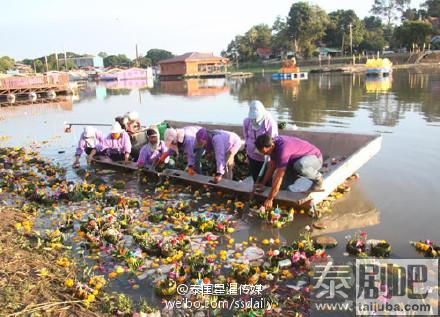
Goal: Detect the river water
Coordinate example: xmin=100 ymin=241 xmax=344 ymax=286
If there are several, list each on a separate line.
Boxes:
xmin=1 ymin=69 xmax=439 ymax=310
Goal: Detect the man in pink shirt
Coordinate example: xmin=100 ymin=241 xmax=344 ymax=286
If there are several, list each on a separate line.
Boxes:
xmin=254 ymin=134 xmax=323 ymax=209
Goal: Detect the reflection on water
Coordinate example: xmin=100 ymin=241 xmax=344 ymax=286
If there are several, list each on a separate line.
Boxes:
xmin=0 ymin=96 xmax=73 ymax=120
xmin=157 ymin=78 xmax=229 ymax=96
xmin=1 ymin=69 xmax=439 ymax=258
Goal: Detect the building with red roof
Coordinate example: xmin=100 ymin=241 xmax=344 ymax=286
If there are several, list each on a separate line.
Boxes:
xmin=159 ymin=52 xmax=228 ymax=78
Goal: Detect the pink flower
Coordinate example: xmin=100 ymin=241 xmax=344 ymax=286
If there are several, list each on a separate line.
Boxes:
xmin=292 ymin=251 xmax=307 ymax=263
xmin=360 ymin=231 xmax=367 ymax=239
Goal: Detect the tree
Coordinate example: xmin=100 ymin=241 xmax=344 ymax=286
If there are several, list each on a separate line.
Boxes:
xmin=145 ymin=49 xmax=174 ymax=65
xmin=287 ymin=2 xmax=329 ymax=57
xmin=364 ymin=16 xmax=384 ymax=30
xmin=104 ymin=54 xmax=131 ymax=67
xmin=98 ymin=52 xmax=108 ymax=59
xmin=0 ymin=56 xmax=14 ymax=73
xmin=359 ymin=30 xmax=388 ymax=51
xmin=324 ymin=10 xmax=366 ymax=52
xmin=401 ymin=8 xmax=427 ymax=21
xmin=423 ymin=0 xmax=440 ymax=17
xmin=360 ymin=16 xmax=387 ymax=52
xmin=224 ymin=24 xmax=272 ymax=61
xmin=271 ymin=16 xmax=295 ymax=56
xmin=394 ymin=20 xmax=433 ymax=48
xmin=371 ymin=0 xmax=411 ymax=25
xmin=137 ymin=56 xmax=152 ymax=68
xmin=34 ymin=59 xmax=44 ymax=73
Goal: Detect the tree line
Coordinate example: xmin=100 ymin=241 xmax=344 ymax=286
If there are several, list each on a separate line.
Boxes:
xmin=223 ymin=0 xmax=440 ymax=61
xmin=0 ymin=49 xmax=174 ymax=73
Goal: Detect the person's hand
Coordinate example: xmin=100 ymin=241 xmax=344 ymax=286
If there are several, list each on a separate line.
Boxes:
xmin=263 ymin=198 xmax=273 ymax=210
xmin=253 ymin=183 xmax=264 ymax=193
xmin=86 ymin=155 xmax=93 ymax=165
xmin=213 ymin=174 xmax=222 ymax=184
xmin=73 ymin=162 xmax=80 ymax=168
xmin=187 ymin=166 xmax=195 ymax=176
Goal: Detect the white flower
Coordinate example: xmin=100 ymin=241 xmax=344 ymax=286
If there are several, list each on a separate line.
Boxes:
xmin=273 ymin=250 xmax=280 ymax=256
xmin=305 ymin=225 xmax=311 ymax=232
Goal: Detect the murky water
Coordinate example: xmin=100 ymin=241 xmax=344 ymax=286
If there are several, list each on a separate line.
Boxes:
xmin=1 ymin=69 xmax=439 ymax=311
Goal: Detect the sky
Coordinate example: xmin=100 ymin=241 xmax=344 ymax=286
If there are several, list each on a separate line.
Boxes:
xmin=1 ymin=0 xmax=425 ymax=60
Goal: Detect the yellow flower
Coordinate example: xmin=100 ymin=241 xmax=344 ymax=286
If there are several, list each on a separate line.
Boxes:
xmin=56 ymin=257 xmax=71 ymax=267
xmin=228 ymin=238 xmax=235 ymax=244
xmin=115 ymin=266 xmax=125 ymax=274
xmin=108 ymin=271 xmax=118 ymax=279
xmin=64 ymin=278 xmax=75 ymax=287
xmin=15 ymin=223 xmax=22 ymax=230
xmin=86 ymin=294 xmax=95 ymax=302
xmin=37 ymin=268 xmax=50 ymax=277
xmin=262 ymin=239 xmax=270 ymax=245
xmin=227 ymin=228 xmax=235 ymax=234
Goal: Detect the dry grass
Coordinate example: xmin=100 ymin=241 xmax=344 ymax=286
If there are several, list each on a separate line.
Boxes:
xmin=0 ymin=206 xmax=103 ymax=317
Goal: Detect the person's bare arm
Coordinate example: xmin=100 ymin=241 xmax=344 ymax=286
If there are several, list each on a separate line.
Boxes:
xmin=87 ymin=149 xmax=97 ymax=164
xmin=263 ymin=167 xmax=286 ymax=210
xmin=255 ymin=160 xmax=276 ymax=191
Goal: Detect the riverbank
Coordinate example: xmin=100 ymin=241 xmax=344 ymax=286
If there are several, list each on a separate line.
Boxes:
xmin=0 ymin=205 xmax=96 ymax=316
xmin=231 ymin=52 xmax=440 ymax=74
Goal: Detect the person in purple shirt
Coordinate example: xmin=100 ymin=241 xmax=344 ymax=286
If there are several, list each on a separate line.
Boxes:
xmin=137 ymin=126 xmax=170 ymax=168
xmin=88 ymin=122 xmax=132 ymax=164
xmin=254 ymin=134 xmax=324 ymax=209
xmin=243 ymin=100 xmax=278 ymax=181
xmin=163 ymin=126 xmax=202 ymax=175
xmin=195 ymin=128 xmax=242 ymax=183
xmin=73 ymin=126 xmax=104 ymax=168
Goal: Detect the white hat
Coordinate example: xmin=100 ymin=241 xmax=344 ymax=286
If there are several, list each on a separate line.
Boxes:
xmin=126 ymin=111 xmax=139 ymax=121
xmin=84 ymin=126 xmax=96 ymax=138
xmin=164 ymin=128 xmax=177 ymax=147
xmin=111 ymin=122 xmax=123 ymax=134
xmin=248 ymin=100 xmax=266 ymax=122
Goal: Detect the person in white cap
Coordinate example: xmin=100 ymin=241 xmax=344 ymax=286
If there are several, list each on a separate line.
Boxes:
xmin=88 ymin=122 xmax=132 ymax=164
xmin=73 ymin=126 xmax=104 ymax=168
xmin=243 ymin=100 xmax=278 ymax=181
xmin=163 ymin=126 xmax=202 ymax=175
xmin=115 ymin=111 xmax=142 ymax=135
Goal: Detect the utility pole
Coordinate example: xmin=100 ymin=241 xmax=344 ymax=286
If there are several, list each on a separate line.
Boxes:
xmin=135 ymin=44 xmax=139 ymax=67
xmin=55 ymin=52 xmax=59 ymax=71
xmin=349 ymin=23 xmax=353 ymax=56
xmin=44 ymin=55 xmax=49 ymax=72
xmin=341 ymin=26 xmax=345 ymax=55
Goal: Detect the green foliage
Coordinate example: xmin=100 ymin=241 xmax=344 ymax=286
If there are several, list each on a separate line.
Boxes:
xmin=136 ymin=56 xmax=152 ymax=68
xmin=324 ymin=10 xmax=366 ymax=52
xmin=371 ymin=0 xmax=411 ymax=25
xmin=360 ymin=30 xmax=388 ymax=51
xmin=271 ymin=16 xmax=294 ymax=56
xmin=0 ymin=56 xmax=15 ymax=73
xmin=225 ymin=24 xmax=273 ymax=61
xmin=145 ymin=49 xmax=174 ymax=65
xmin=423 ymin=0 xmax=440 ymax=17
xmin=98 ymin=51 xmax=108 ymax=58
xmin=287 ymin=1 xmax=329 ymax=57
xmin=104 ymin=54 xmax=131 ymax=67
xmin=394 ymin=20 xmax=433 ymax=48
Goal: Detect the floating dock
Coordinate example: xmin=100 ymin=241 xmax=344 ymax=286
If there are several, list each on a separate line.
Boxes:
xmin=0 ymin=73 xmax=71 ymax=104
xmin=272 ymin=72 xmax=308 ymax=80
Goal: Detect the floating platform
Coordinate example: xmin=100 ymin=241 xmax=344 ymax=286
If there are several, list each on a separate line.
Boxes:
xmin=271 ymin=72 xmax=308 ymax=80
xmin=0 ymin=73 xmax=71 ymax=104
xmin=366 ymin=68 xmax=392 ymax=76
xmin=90 ymin=120 xmax=382 ymax=207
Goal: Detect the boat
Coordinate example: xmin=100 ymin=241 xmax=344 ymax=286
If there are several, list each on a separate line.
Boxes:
xmin=365 ymin=58 xmax=393 ymax=76
xmin=92 ymin=120 xmax=382 ymax=207
xmin=272 ymin=57 xmax=308 ymax=81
